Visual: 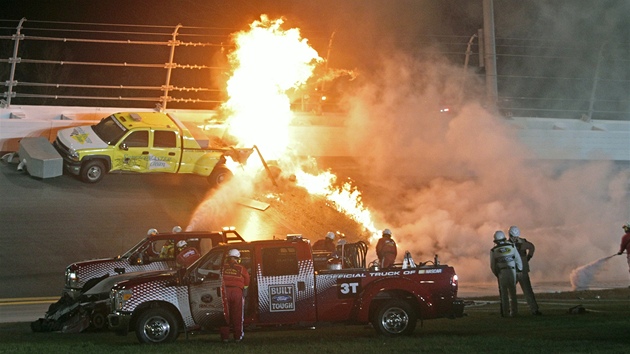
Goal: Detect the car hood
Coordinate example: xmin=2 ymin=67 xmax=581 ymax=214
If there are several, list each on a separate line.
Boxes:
xmin=83 ymin=270 xmax=169 ymax=296
xmin=57 ymin=125 xmax=108 ymax=150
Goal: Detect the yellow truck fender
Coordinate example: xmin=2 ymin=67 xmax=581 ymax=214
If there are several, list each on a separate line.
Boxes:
xmin=191 ymin=152 xmax=223 ymax=177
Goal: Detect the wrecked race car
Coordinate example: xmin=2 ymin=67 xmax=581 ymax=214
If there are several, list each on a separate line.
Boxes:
xmin=31 ymin=226 xmax=245 ymax=333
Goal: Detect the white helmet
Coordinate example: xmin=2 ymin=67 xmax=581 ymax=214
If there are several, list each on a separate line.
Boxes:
xmin=172 ymin=226 xmax=182 ymax=233
xmin=147 ymin=228 xmax=158 ymax=236
xmin=176 ymin=240 xmax=187 ymax=249
xmin=493 ymin=231 xmax=506 ymax=242
xmin=382 ymin=229 xmax=392 ymax=237
xmin=623 ymin=223 xmax=630 ymax=232
xmin=326 ymin=232 xmax=335 ymax=240
xmin=508 ymin=226 xmax=520 ymax=238
xmin=228 ymin=249 xmax=241 ymax=258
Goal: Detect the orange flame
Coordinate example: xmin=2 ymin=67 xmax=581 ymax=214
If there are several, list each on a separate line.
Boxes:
xmin=223 ymin=15 xmax=321 ymax=160
xmin=223 ymin=15 xmax=380 ymax=243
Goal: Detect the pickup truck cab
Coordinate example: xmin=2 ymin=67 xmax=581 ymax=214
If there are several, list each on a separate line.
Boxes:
xmin=52 ymin=111 xmax=253 ymax=185
xmin=108 ymin=235 xmax=464 ymax=343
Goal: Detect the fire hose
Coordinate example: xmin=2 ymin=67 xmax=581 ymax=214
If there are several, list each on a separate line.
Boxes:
xmin=339 ymin=241 xmax=368 ymax=268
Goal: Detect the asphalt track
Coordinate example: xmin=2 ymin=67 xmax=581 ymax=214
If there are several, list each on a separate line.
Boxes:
xmin=0 ymin=156 xmax=363 ymax=323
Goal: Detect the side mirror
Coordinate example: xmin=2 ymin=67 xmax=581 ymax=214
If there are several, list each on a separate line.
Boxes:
xmin=120 ymin=143 xmax=128 ymax=151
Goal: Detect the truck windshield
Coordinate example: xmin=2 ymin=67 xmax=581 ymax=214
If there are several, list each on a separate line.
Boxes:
xmin=92 ymin=115 xmax=127 ymax=145
xmin=119 ymin=238 xmax=148 ymax=259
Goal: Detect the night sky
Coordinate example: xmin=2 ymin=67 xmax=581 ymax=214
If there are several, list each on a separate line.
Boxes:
xmin=2 ymin=0 xmax=629 ymax=116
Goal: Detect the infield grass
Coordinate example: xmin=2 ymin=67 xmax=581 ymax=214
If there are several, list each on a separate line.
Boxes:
xmin=1 ymin=288 xmax=629 ymax=354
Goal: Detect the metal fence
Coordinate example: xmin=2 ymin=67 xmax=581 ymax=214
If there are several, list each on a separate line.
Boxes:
xmin=1 ymin=18 xmax=628 ymax=120
xmin=0 ymin=18 xmax=233 ymax=111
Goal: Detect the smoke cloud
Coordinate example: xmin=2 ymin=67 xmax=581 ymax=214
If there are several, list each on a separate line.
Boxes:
xmin=342 ymin=51 xmax=630 ymax=285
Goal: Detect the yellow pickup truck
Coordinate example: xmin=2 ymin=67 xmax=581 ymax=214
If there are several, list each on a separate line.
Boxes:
xmin=51 ymin=111 xmax=253 ymax=186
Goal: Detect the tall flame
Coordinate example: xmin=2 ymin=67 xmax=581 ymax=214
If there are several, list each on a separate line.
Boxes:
xmin=223 ymin=15 xmax=381 ymax=243
xmin=223 ymin=15 xmax=321 ymax=160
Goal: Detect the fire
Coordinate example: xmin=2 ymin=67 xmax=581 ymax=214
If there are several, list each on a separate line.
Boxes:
xmin=294 ymin=170 xmax=380 ymax=240
xmin=222 ymin=15 xmax=381 ymax=243
xmin=223 ymin=15 xmax=321 ymax=160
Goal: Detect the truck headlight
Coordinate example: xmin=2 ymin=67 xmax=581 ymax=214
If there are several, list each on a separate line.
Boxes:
xmin=111 ymin=288 xmax=133 ymax=311
xmin=68 ymin=148 xmax=79 ymax=161
xmin=65 ymin=268 xmax=79 ymax=288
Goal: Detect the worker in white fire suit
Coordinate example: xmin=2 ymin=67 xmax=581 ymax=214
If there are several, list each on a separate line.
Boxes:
xmin=617 ymin=223 xmax=630 ymax=286
xmin=490 ymin=230 xmax=523 ymax=317
xmin=509 ymin=226 xmax=542 ymax=315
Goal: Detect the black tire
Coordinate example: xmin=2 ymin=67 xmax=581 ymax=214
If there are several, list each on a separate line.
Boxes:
xmin=90 ymin=309 xmax=107 ymax=331
xmin=135 ymin=308 xmax=179 ymax=344
xmin=372 ymin=299 xmax=417 ymax=336
xmin=208 ymin=165 xmax=233 ymax=188
xmin=80 ymin=160 xmax=106 ymax=183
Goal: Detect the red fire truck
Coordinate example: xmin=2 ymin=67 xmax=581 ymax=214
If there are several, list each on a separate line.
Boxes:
xmin=108 ymin=234 xmax=464 ymax=343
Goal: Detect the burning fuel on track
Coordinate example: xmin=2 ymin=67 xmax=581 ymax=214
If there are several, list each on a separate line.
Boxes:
xmin=188 ymin=15 xmax=630 ymax=288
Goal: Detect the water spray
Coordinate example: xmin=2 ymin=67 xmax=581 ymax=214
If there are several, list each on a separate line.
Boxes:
xmin=569 ymin=253 xmax=619 ymax=290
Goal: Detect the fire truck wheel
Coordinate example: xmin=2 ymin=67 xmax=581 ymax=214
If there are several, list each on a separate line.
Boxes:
xmin=135 ymin=308 xmax=180 ymax=344
xmin=372 ymin=299 xmax=417 ymax=336
xmin=208 ymin=165 xmax=233 ymax=188
xmin=90 ymin=310 xmax=107 ymax=330
xmin=80 ymin=160 xmax=105 ymax=183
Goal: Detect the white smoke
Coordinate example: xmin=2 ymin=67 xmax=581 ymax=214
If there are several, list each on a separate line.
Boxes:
xmin=342 ymin=51 xmax=630 ymax=285
xmin=570 ymin=255 xmax=616 ymax=290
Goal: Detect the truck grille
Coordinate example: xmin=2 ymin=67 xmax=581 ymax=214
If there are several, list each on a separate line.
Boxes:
xmin=53 ymin=137 xmax=70 ymax=156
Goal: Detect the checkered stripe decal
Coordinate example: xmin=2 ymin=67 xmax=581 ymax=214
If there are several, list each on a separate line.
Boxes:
xmin=256 ymin=259 xmax=314 ymax=313
xmin=73 ymin=260 xmax=173 ymax=288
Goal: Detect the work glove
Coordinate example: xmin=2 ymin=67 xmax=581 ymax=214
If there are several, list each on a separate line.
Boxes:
xmin=618 ymin=251 xmax=623 ymax=255
xmin=527 ymin=255 xmax=532 ymax=261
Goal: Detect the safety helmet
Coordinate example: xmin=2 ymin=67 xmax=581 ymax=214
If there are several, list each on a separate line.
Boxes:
xmin=382 ymin=229 xmax=392 ymax=237
xmin=623 ymin=223 xmax=630 ymax=232
xmin=508 ymin=226 xmax=520 ymax=238
xmin=176 ymin=240 xmax=187 ymax=249
xmin=172 ymin=226 xmax=182 ymax=233
xmin=147 ymin=228 xmax=158 ymax=236
xmin=326 ymin=231 xmax=335 ymax=240
xmin=228 ymin=249 xmax=241 ymax=258
xmin=493 ymin=231 xmax=506 ymax=242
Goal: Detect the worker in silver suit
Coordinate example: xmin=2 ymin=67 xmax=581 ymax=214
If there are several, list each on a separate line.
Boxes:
xmin=490 ymin=230 xmax=522 ymax=317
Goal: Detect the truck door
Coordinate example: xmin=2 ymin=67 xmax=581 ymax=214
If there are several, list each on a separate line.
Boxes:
xmin=112 ymin=130 xmax=149 ymax=172
xmin=147 ymin=130 xmax=180 ymax=173
xmin=188 ymin=249 xmax=227 ymax=328
xmin=255 ymin=245 xmax=316 ymax=324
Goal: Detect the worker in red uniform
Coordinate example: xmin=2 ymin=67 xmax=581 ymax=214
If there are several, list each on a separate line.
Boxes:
xmin=175 ymin=240 xmax=200 ymax=268
xmin=220 ymin=249 xmax=250 ymax=343
xmin=313 ymin=232 xmax=337 ymax=253
xmin=617 ymin=223 xmax=630 ymax=287
xmin=376 ymin=229 xmax=397 ymax=268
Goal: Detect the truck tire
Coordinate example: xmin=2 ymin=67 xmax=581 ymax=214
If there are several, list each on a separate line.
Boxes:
xmin=208 ymin=165 xmax=232 ymax=188
xmin=372 ymin=299 xmax=417 ymax=336
xmin=80 ymin=160 xmax=105 ymax=183
xmin=89 ymin=309 xmax=107 ymax=331
xmin=135 ymin=308 xmax=179 ymax=344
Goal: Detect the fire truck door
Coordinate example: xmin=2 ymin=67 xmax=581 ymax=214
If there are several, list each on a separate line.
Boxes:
xmin=256 ymin=246 xmax=316 ymax=324
xmin=188 ymin=249 xmax=226 ymax=328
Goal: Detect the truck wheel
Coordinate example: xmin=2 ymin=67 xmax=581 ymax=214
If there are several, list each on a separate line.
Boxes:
xmin=208 ymin=165 xmax=232 ymax=188
xmin=90 ymin=310 xmax=107 ymax=331
xmin=135 ymin=308 xmax=179 ymax=344
xmin=80 ymin=160 xmax=105 ymax=183
xmin=372 ymin=299 xmax=417 ymax=336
